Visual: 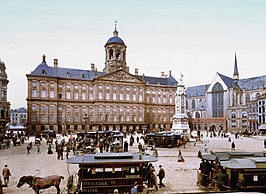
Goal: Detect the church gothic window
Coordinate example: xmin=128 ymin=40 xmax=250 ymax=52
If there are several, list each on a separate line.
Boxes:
xmin=192 ymin=100 xmax=195 ymax=109
xmin=212 ymin=82 xmax=224 ymax=117
xmin=245 ymin=94 xmax=250 ymax=103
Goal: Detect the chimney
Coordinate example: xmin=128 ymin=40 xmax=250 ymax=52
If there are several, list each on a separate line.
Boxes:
xmin=161 ymin=71 xmax=165 ymax=77
xmin=91 ymin=63 xmax=95 ymax=71
xmin=135 ymin=68 xmax=138 ymax=76
xmin=169 ymin=70 xmax=172 ymax=76
xmin=53 ymin=59 xmax=58 ymax=67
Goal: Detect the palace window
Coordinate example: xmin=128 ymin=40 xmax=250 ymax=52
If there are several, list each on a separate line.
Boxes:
xmin=41 ymin=105 xmax=46 ymax=111
xmin=120 ymin=93 xmax=123 ymax=100
xmin=66 ymin=91 xmax=71 ymax=99
xmin=126 ymin=94 xmax=130 ymax=101
xmin=49 ymin=105 xmax=55 ymax=111
xmin=113 ymin=93 xmax=117 ymax=100
xmin=40 ymin=114 xmax=45 ymax=121
xmin=74 ymin=92 xmax=78 ymax=99
xmin=41 ymin=90 xmax=46 ymax=98
xmin=106 ymin=93 xmax=110 ymax=100
xmin=32 ymin=89 xmax=37 ymax=97
xmin=49 ymin=114 xmax=54 ymax=122
xmin=50 ymin=90 xmax=54 ymax=98
xmin=32 ymin=81 xmax=37 ymax=87
xmin=139 ymin=94 xmax=143 ymax=101
xmin=82 ymin=93 xmax=86 ymax=100
xmin=98 ymin=92 xmax=102 ymax=100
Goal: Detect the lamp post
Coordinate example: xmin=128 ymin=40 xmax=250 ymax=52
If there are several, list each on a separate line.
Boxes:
xmin=83 ymin=114 xmax=89 ymax=132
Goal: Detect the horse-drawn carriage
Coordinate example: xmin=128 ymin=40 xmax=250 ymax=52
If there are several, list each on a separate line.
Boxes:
xmin=66 ymin=153 xmax=158 ymax=194
xmin=144 ymin=131 xmax=181 ymax=148
xmin=198 ymin=151 xmax=266 ymax=192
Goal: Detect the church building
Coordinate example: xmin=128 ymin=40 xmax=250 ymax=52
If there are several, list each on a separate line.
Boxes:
xmin=186 ymin=53 xmax=266 ymax=133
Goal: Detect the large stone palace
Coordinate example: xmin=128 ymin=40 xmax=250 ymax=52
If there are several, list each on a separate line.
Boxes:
xmin=26 ymin=27 xmax=178 ymax=135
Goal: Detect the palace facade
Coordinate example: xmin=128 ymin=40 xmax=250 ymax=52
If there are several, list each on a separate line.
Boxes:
xmin=26 ymin=28 xmax=177 ymax=135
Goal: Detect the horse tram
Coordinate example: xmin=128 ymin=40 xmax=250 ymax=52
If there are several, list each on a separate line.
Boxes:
xmin=75 ymin=131 xmax=124 ymax=155
xmin=144 ymin=131 xmax=181 ymax=148
xmin=198 ymin=151 xmax=266 ymax=192
xmin=66 ymin=152 xmax=158 ymax=194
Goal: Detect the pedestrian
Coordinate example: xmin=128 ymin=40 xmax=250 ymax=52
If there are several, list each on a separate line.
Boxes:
xmin=231 ymin=142 xmax=235 ymax=151
xmin=0 ymin=174 xmax=3 ymax=193
xmin=2 ymin=165 xmax=11 ymax=186
xmin=157 ymin=165 xmax=165 ymax=188
xmin=124 ymin=141 xmax=128 ymax=152
xmin=26 ymin=143 xmax=31 ymax=155
xmin=177 ymin=149 xmax=185 ymax=162
xmin=37 ymin=143 xmax=40 ymax=154
xmin=153 ymin=147 xmax=158 ymax=157
xmin=138 ymin=143 xmax=142 ymax=153
xmin=204 ymin=144 xmax=208 ymax=154
xmin=131 ymin=181 xmax=138 ymax=194
xmin=214 ymin=167 xmax=228 ymax=191
xmin=199 ymin=159 xmax=212 ymax=187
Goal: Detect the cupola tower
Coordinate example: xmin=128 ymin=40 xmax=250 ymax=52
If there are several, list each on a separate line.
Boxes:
xmin=104 ymin=21 xmax=128 ymax=74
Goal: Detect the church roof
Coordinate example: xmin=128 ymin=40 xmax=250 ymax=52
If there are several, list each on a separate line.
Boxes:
xmin=29 ymin=62 xmax=177 ymax=86
xmin=186 ymin=84 xmax=210 ymax=97
xmin=217 ymin=73 xmax=240 ymax=89
xmin=238 ymin=75 xmax=266 ymax=90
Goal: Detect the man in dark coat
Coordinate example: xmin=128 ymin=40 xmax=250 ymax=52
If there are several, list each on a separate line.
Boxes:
xmin=157 ymin=165 xmax=165 ymax=188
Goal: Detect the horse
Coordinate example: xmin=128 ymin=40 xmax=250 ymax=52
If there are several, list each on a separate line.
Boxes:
xmin=17 ymin=175 xmax=64 ymax=194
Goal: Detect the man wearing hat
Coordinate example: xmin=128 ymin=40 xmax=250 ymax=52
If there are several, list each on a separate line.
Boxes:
xmin=157 ymin=165 xmax=165 ymax=188
xmin=2 ymin=165 xmax=11 ymax=186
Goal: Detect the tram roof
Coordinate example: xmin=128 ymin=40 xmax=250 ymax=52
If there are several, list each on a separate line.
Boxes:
xmin=221 ymin=157 xmax=266 ymax=169
xmin=201 ymin=151 xmax=264 ymax=161
xmin=66 ymin=153 xmax=158 ymax=165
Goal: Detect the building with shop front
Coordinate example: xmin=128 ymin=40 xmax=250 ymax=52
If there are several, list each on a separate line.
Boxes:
xmin=26 ymin=27 xmax=178 ymax=135
xmin=186 ymin=54 xmax=266 ymax=133
xmin=10 ymin=107 xmax=27 ymax=126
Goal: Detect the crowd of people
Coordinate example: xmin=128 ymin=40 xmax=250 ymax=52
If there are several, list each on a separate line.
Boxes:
xmin=198 ymin=159 xmax=229 ymax=192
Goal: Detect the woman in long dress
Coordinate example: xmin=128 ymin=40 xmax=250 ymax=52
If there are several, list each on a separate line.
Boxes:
xmin=177 ymin=149 xmax=185 ymax=162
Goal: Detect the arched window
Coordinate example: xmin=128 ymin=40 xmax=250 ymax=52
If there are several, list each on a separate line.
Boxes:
xmin=109 ymin=49 xmax=113 ymax=59
xmin=192 ymin=99 xmax=195 ymax=109
xmin=245 ymin=94 xmax=250 ymax=103
xmin=66 ymin=72 xmax=71 ymax=78
xmin=186 ymin=100 xmax=188 ymax=110
xmin=212 ymin=82 xmax=224 ymax=117
xmin=41 ymin=69 xmax=46 ymax=75
xmin=195 ymin=111 xmax=200 ymax=118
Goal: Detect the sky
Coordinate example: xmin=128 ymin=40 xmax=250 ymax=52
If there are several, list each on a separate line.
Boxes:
xmin=0 ymin=0 xmax=266 ymax=109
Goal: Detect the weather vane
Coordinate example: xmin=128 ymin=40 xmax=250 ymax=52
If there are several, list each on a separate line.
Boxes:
xmin=115 ymin=20 xmax=118 ymax=30
xmin=179 ymin=72 xmax=184 ymax=84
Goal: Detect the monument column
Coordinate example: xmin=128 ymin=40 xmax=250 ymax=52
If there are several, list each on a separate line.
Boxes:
xmin=171 ymin=74 xmax=190 ymax=137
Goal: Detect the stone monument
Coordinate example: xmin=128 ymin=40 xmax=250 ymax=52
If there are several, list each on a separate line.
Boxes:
xmin=171 ymin=73 xmax=190 ymax=137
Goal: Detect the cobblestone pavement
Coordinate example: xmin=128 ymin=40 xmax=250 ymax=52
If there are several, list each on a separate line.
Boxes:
xmin=0 ymin=134 xmax=265 ymax=193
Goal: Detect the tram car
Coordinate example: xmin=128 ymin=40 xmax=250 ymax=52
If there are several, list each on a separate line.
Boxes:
xmin=198 ymin=151 xmax=266 ymax=192
xmin=145 ymin=131 xmax=181 ymax=148
xmin=66 ymin=152 xmax=158 ymax=194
